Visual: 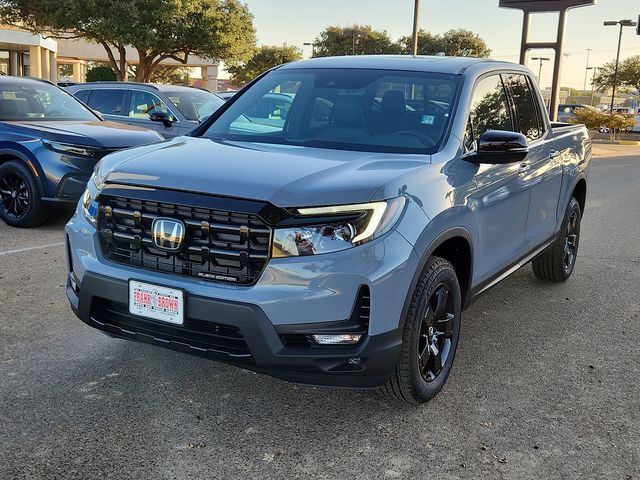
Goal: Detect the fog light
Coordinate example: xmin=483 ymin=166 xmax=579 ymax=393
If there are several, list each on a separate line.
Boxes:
xmin=69 ymin=274 xmax=79 ymax=295
xmin=311 ymin=333 xmax=362 ymax=345
xmin=347 ymin=357 xmax=362 ymax=366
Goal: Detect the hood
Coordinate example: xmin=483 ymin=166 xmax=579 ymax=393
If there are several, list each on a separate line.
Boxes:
xmin=10 ymin=120 xmax=163 ymax=148
xmin=100 ymin=137 xmax=430 ymax=207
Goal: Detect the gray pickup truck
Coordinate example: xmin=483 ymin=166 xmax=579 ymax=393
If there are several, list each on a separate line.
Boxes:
xmin=65 ymin=56 xmax=590 ymax=404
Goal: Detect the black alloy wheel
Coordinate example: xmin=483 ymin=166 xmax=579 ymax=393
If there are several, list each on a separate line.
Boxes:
xmin=563 ymin=209 xmax=579 ymax=272
xmin=417 ymin=283 xmax=455 ymax=383
xmin=0 ymin=171 xmax=30 ymax=220
xmin=0 ymin=160 xmax=47 ymax=228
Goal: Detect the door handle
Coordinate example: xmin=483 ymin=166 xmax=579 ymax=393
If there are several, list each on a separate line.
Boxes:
xmin=549 ymin=150 xmax=561 ymax=159
xmin=518 ymin=161 xmax=531 ymax=175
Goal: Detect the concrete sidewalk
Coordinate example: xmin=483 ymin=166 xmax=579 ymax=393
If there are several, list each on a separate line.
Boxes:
xmin=592 ymin=143 xmax=640 ymax=158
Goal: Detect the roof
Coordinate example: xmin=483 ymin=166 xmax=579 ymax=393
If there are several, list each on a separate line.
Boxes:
xmin=0 ymin=76 xmax=55 ymax=86
xmin=65 ymin=82 xmax=203 ymax=92
xmin=279 ymin=55 xmax=517 ymax=75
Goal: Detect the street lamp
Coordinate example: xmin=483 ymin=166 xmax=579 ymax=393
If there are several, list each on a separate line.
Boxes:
xmin=586 ymin=66 xmax=599 ymax=106
xmin=604 ymin=19 xmax=637 ymax=113
xmin=531 ymin=57 xmax=550 ymax=86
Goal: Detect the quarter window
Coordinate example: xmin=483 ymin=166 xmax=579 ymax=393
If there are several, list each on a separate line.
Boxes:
xmin=466 ymin=75 xmax=512 ymax=151
xmin=87 ymin=89 xmax=126 ymax=116
xmin=505 ymin=74 xmax=544 ymax=143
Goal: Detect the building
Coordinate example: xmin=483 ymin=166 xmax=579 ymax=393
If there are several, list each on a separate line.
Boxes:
xmin=0 ymin=25 xmax=220 ymax=90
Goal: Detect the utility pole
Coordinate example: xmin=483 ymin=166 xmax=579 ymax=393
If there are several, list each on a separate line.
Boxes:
xmin=412 ymin=0 xmax=420 ymax=56
xmin=583 ymin=48 xmax=591 ymax=90
xmin=604 ymin=19 xmax=637 ymax=113
xmin=586 ymin=66 xmax=598 ymax=106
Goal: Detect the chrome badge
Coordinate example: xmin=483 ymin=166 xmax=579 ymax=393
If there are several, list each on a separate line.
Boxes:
xmin=151 ymin=218 xmax=185 ymax=252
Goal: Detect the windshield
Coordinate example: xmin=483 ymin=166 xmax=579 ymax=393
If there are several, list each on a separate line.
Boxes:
xmin=202 ymin=68 xmax=459 ymax=154
xmin=165 ymin=90 xmax=225 ymax=121
xmin=0 ymin=81 xmax=97 ymax=121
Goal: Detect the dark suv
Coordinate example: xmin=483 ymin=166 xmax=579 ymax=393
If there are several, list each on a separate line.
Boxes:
xmin=0 ymin=76 xmax=163 ymax=227
xmin=65 ymin=83 xmax=225 ymax=138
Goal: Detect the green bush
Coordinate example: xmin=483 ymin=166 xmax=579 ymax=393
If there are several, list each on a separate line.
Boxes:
xmin=86 ymin=65 xmax=117 ymax=82
xmin=572 ymin=108 xmax=635 ymax=141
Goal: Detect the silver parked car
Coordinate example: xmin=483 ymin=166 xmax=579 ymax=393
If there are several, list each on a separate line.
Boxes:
xmin=65 ymin=83 xmax=225 ymax=138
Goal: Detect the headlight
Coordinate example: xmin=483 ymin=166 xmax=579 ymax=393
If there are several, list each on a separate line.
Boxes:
xmin=81 ymin=173 xmax=100 ymax=226
xmin=42 ymin=139 xmax=102 ymax=158
xmin=272 ymin=197 xmax=406 ymax=258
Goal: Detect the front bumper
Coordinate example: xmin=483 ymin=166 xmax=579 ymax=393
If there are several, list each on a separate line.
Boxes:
xmin=68 ymin=272 xmax=403 ymax=388
xmin=65 ymin=207 xmax=420 ymax=388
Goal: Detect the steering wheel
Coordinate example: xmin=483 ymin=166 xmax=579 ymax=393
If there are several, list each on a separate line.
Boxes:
xmin=392 ymin=130 xmax=436 ymax=147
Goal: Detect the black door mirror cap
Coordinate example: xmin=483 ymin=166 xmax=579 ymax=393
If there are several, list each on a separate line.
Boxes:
xmin=149 ymin=111 xmax=174 ymax=127
xmin=467 ymin=130 xmax=529 ymax=164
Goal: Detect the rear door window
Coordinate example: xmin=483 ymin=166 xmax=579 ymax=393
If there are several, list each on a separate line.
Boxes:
xmin=73 ymin=90 xmax=91 ymax=104
xmin=87 ymin=89 xmax=126 ymax=116
xmin=504 ymin=74 xmax=544 ymax=143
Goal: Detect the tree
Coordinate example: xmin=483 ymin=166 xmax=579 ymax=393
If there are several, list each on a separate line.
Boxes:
xmin=146 ymin=65 xmax=191 ymax=85
xmin=592 ymin=55 xmax=640 ymax=94
xmin=312 ymin=25 xmax=400 ymax=57
xmin=0 ymin=0 xmax=256 ymax=82
xmin=227 ymin=44 xmax=302 ymax=86
xmin=397 ymin=29 xmax=491 ymax=58
xmin=86 ymin=64 xmax=117 ymax=82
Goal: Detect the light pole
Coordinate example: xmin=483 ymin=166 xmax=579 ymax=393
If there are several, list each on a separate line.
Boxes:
xmin=583 ymin=48 xmax=592 ymax=90
xmin=586 ymin=66 xmax=598 ymax=106
xmin=531 ymin=57 xmax=550 ymax=86
xmin=412 ymin=0 xmax=420 ymax=56
xmin=604 ymin=19 xmax=637 ymax=113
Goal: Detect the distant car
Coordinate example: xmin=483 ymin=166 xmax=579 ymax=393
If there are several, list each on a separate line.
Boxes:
xmin=65 ymin=83 xmax=225 ymax=138
xmin=557 ymin=104 xmax=594 ymax=123
xmin=217 ymin=91 xmax=238 ymax=101
xmin=0 ymin=76 xmax=163 ymax=228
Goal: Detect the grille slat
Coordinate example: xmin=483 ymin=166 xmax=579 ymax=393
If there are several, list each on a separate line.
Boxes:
xmin=98 ymin=194 xmax=272 ymax=285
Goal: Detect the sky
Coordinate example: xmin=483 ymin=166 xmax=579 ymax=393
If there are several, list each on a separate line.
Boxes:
xmin=232 ymin=0 xmax=640 ymax=91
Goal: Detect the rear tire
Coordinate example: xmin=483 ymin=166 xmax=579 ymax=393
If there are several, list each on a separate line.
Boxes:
xmin=0 ymin=160 xmax=48 ymax=228
xmin=381 ymin=256 xmax=462 ymax=404
xmin=532 ymin=197 xmax=581 ymax=282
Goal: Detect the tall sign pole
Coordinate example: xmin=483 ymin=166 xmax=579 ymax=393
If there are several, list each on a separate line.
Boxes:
xmin=500 ymin=0 xmax=597 ymax=121
xmin=412 ymin=0 xmax=420 ymax=56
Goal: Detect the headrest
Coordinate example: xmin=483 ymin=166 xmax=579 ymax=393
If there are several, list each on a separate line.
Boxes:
xmin=331 ymin=96 xmax=364 ymax=128
xmin=382 ymin=90 xmax=406 ymax=116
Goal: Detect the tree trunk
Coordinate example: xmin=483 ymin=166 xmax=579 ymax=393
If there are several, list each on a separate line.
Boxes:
xmin=100 ymin=42 xmax=128 ymax=81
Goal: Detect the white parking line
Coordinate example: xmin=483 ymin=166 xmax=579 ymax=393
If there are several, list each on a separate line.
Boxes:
xmin=0 ymin=242 xmax=65 ymax=256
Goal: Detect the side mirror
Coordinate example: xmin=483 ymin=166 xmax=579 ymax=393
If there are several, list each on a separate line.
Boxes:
xmin=468 ymin=130 xmax=529 ymax=164
xmin=149 ymin=111 xmax=174 ymax=128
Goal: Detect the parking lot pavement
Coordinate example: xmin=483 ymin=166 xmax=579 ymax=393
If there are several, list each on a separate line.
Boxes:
xmin=1 ymin=153 xmax=639 ymax=480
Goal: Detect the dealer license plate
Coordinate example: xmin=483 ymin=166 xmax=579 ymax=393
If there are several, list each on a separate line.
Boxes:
xmin=128 ymin=280 xmax=184 ymax=325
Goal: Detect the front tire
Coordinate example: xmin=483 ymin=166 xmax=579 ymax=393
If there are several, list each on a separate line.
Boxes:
xmin=381 ymin=256 xmax=462 ymax=404
xmin=0 ymin=160 xmax=47 ymax=228
xmin=532 ymin=197 xmax=581 ymax=282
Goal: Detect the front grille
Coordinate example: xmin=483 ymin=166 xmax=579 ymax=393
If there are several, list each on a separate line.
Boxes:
xmin=91 ymin=298 xmax=251 ymax=358
xmin=97 ymin=193 xmax=272 ymax=285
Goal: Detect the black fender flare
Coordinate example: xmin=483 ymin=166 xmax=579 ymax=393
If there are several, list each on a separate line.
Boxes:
xmin=398 ymin=226 xmax=475 ymax=332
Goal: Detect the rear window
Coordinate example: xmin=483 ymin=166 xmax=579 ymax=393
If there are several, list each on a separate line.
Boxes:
xmin=202 ymin=68 xmax=460 ymax=154
xmin=87 ymin=89 xmax=127 ymax=116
